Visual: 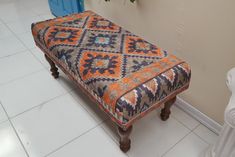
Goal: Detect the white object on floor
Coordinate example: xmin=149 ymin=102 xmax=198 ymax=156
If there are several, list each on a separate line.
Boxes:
xmin=205 ymin=67 xmax=235 ymax=157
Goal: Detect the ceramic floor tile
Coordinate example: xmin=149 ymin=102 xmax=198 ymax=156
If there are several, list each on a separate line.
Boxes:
xmin=17 ymin=0 xmax=47 ymax=9
xmin=6 ymin=16 xmax=44 ymax=34
xmin=100 ymin=119 xmax=119 ymax=143
xmin=0 ymin=104 xmax=7 ymax=124
xmin=31 ymin=49 xmax=77 ymax=92
xmin=171 ymin=105 xmax=200 ymax=130
xmin=11 ymin=94 xmax=99 ymax=157
xmin=0 ymin=70 xmax=67 ymax=117
xmin=56 ymin=70 xmax=77 ymax=92
xmin=101 ymin=111 xmax=190 ymax=157
xmin=2 ymin=0 xmax=29 ymax=8
xmin=193 ymin=124 xmax=218 ymax=145
xmin=0 ymin=23 xmax=14 ymax=39
xmin=48 ymin=126 xmax=128 ymax=157
xmin=0 ymin=35 xmax=27 ymax=58
xmin=30 ymin=47 xmax=49 ymax=67
xmin=71 ymin=89 xmax=109 ymax=124
xmin=163 ymin=133 xmax=209 ymax=157
xmin=30 ymin=4 xmax=51 ymax=15
xmin=0 ymin=3 xmax=37 ymax=23
xmin=0 ymin=51 xmax=44 ymax=85
xmin=0 ymin=121 xmax=27 ymax=157
xmin=17 ymin=32 xmax=36 ymax=49
xmin=39 ymin=13 xmax=55 ymax=20
xmin=101 ymin=109 xmax=166 ymax=143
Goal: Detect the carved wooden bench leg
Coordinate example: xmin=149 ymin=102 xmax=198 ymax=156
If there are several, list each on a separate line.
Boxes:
xmin=117 ymin=125 xmax=133 ymax=153
xmin=44 ymin=54 xmax=59 ymax=79
xmin=160 ymin=96 xmax=176 ymax=121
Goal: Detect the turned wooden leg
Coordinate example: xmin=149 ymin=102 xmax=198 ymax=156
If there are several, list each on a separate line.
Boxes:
xmin=44 ymin=54 xmax=59 ymax=79
xmin=117 ymin=126 xmax=133 ymax=153
xmin=161 ymin=96 xmax=176 ymax=121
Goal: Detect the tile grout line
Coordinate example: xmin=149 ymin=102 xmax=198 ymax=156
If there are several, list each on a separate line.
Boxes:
xmin=0 ymin=19 xmax=34 ymax=57
xmin=66 ymin=98 xmax=202 ymax=157
xmin=0 ymin=92 xmax=73 ymax=157
xmin=98 ymin=119 xmax=131 ymax=157
xmin=44 ymin=121 xmax=105 ymax=157
xmin=0 ymin=68 xmax=45 ymax=87
xmin=67 ymin=90 xmax=128 ymax=155
xmin=68 ymin=90 xmax=130 ymax=156
xmin=67 ymin=90 xmax=112 ymax=131
xmin=68 ymin=90 xmax=109 ymax=121
xmin=28 ymin=48 xmax=50 ymax=68
xmin=2 ymin=20 xmax=74 ymax=95
xmin=99 ymin=120 xmax=119 ymax=144
xmin=0 ymin=49 xmax=28 ymax=59
xmin=1 ymin=14 xmax=48 ymax=67
xmin=0 ymin=18 xmax=52 ymax=87
xmin=192 ymin=124 xmax=215 ymax=145
xmin=192 ymin=131 xmax=211 ymax=146
xmin=0 ymin=18 xmax=29 ymax=58
xmin=0 ymin=5 xmax=100 ymax=157
xmin=1 ymin=11 xmax=76 ymax=95
xmin=171 ymin=113 xmax=201 ymax=131
xmin=0 ymin=101 xmax=30 ymax=157
xmin=0 ymin=8 xmax=56 ymax=157
xmin=1 ymin=88 xmax=99 ymax=157
xmin=160 ymin=130 xmax=193 ymax=157
xmin=0 ymin=18 xmax=75 ymax=109
xmin=161 ymin=111 xmax=208 ymax=156
xmin=9 ymin=92 xmax=69 ymax=120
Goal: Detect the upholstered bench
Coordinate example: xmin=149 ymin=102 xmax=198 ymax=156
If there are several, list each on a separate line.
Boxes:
xmin=32 ymin=10 xmax=191 ymax=152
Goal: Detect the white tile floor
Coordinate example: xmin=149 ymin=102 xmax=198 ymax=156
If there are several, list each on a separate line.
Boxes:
xmin=0 ymin=0 xmax=218 ymax=156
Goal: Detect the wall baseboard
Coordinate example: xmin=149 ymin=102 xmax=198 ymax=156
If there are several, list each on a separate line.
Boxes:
xmin=175 ymin=97 xmax=222 ymax=135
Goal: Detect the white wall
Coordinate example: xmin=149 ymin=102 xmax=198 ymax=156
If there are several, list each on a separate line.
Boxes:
xmin=85 ymin=0 xmax=235 ymax=124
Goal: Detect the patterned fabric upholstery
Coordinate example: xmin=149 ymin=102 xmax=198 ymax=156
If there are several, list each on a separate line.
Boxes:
xmin=32 ymin=11 xmax=191 ymax=128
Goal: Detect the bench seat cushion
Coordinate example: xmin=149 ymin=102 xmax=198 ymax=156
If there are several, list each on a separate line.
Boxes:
xmin=32 ymin=11 xmax=191 ymax=128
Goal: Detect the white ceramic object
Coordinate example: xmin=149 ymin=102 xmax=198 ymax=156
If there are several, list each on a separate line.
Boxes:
xmin=205 ymin=68 xmax=235 ymax=157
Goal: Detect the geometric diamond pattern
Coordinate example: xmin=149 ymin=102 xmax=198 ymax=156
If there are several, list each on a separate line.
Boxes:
xmin=86 ymin=16 xmax=121 ymax=32
xmin=79 ymin=30 xmax=122 ymax=53
xmin=32 ymin=10 xmax=191 ymax=127
xmin=76 ymin=50 xmax=123 ymax=82
xmin=44 ymin=26 xmax=82 ymax=49
xmin=56 ymin=16 xmax=88 ymax=28
xmin=123 ymin=35 xmax=165 ymax=57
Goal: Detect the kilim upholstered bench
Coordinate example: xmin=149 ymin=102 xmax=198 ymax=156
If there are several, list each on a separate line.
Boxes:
xmin=31 ymin=10 xmax=191 ymax=152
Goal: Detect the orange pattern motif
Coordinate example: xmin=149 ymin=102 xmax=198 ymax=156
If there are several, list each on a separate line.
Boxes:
xmin=32 ymin=10 xmax=191 ymax=128
xmin=78 ymin=51 xmax=122 ymax=81
xmin=123 ymin=35 xmax=164 ymax=57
